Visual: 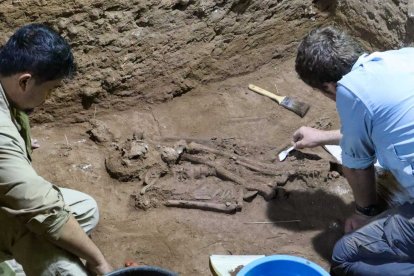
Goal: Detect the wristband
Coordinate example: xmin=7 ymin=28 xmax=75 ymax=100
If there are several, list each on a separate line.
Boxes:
xmin=355 ymin=204 xmax=381 ymax=217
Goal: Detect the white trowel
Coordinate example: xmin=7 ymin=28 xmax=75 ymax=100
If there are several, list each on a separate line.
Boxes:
xmin=278 ymin=146 xmax=295 ymax=161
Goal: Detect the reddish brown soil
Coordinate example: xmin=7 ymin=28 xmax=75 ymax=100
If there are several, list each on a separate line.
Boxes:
xmin=32 ymin=59 xmax=354 ymax=274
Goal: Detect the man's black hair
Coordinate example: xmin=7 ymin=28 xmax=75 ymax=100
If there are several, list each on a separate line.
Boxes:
xmin=295 ymin=26 xmax=364 ymax=90
xmin=0 ymin=23 xmax=76 ymax=83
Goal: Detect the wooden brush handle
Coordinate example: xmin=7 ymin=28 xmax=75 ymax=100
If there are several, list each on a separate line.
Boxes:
xmin=248 ymin=84 xmax=285 ymax=104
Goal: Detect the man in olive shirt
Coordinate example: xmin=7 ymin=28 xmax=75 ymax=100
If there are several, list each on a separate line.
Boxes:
xmin=0 ymin=24 xmax=112 ymax=275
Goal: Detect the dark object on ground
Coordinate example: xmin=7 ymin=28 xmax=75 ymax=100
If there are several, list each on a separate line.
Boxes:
xmin=106 ymin=266 xmax=178 ymax=276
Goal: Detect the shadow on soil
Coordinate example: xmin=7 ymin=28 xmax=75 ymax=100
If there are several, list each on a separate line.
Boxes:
xmin=266 ymin=189 xmax=353 ymax=263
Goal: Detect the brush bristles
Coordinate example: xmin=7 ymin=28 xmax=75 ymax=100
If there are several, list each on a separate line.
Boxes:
xmin=280 ymin=97 xmax=310 ymax=117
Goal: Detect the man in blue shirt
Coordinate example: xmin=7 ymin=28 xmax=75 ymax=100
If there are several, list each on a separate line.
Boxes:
xmin=294 ymin=26 xmax=414 ymax=275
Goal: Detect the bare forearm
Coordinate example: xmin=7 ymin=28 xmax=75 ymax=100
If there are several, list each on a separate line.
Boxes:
xmin=343 ymin=165 xmax=377 ymax=207
xmin=49 ymin=215 xmax=107 ymax=267
xmin=321 ymin=129 xmax=342 ymax=145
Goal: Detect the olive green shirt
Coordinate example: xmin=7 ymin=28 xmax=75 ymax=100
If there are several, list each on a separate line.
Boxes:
xmin=0 ymin=82 xmax=70 ymax=240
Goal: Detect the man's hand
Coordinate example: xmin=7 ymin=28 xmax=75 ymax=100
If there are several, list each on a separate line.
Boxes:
xmin=344 ymin=213 xmax=370 ymax=233
xmin=292 ymin=127 xmax=342 ymax=149
xmin=86 ymin=260 xmax=113 ymax=275
xmin=293 ymin=127 xmax=327 ymax=149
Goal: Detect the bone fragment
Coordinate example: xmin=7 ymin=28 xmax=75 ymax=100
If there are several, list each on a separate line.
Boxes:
xmin=141 ymin=168 xmax=161 ymax=195
xmin=235 ymin=160 xmax=281 ymax=176
xmin=165 ymin=200 xmax=240 ymax=214
xmin=181 ymin=153 xmax=275 ymax=200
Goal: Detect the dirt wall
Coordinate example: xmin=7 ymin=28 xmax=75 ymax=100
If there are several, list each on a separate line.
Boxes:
xmin=0 ymin=0 xmax=411 ymax=123
xmin=0 ymin=0 xmax=330 ymax=123
xmin=333 ymin=0 xmax=413 ymax=50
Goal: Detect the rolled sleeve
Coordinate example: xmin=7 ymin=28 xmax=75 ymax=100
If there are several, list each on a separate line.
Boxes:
xmin=0 ymin=125 xmax=70 ymax=240
xmin=337 ymin=85 xmax=376 ymax=169
xmin=341 ymin=151 xmax=376 ymax=169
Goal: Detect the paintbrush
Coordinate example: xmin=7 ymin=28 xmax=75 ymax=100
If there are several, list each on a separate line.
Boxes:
xmin=248 ymin=84 xmax=310 ymax=117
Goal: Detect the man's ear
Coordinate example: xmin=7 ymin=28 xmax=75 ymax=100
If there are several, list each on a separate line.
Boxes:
xmin=322 ymin=82 xmax=337 ymax=94
xmin=18 ymin=73 xmax=32 ymax=92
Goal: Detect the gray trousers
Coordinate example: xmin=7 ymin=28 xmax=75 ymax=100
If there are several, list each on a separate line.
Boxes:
xmin=331 ymin=202 xmax=414 ymax=276
xmin=0 ymin=188 xmax=99 ymax=276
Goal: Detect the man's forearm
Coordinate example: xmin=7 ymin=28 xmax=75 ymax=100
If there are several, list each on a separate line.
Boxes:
xmin=343 ymin=165 xmax=377 ymax=207
xmin=321 ymin=129 xmax=342 ymax=145
xmin=49 ymin=215 xmax=107 ymax=268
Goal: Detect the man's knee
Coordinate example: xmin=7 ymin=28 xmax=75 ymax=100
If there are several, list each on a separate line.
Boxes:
xmin=60 ymin=188 xmax=100 ymax=234
xmin=75 ymin=194 xmax=100 ymax=234
xmin=332 ymin=235 xmax=355 ymax=265
xmin=331 ymin=234 xmax=360 ymax=275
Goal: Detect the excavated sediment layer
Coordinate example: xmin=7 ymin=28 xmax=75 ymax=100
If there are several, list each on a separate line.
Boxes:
xmin=0 ymin=1 xmax=410 ymax=125
xmin=0 ymin=0 xmax=333 ymax=123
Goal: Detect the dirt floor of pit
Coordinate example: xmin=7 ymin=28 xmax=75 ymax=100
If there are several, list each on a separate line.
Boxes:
xmin=31 ymin=58 xmax=354 ymax=275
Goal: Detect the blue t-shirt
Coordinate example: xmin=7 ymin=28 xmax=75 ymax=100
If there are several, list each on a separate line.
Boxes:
xmin=337 ymin=48 xmax=414 ymax=197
